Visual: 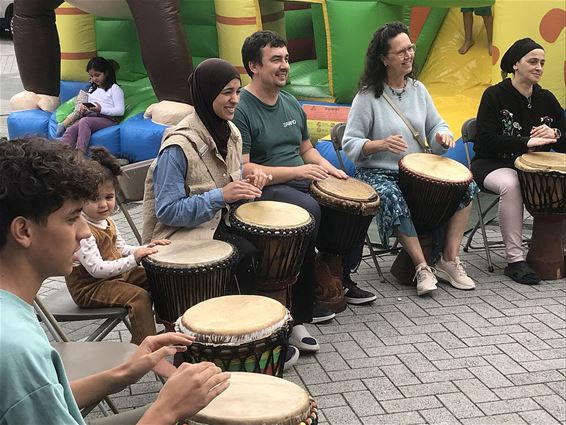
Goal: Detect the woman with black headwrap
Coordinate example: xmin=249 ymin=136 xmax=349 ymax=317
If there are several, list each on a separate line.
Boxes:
xmin=471 ymin=38 xmax=566 ymax=285
xmin=142 ymin=58 xmax=270 ymax=291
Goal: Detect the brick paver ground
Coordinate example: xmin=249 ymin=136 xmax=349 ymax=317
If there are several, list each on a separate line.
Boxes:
xmin=1 ymin=33 xmax=565 ymax=425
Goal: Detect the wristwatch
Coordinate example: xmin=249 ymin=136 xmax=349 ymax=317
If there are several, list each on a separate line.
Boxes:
xmin=553 ymin=128 xmax=562 ymax=138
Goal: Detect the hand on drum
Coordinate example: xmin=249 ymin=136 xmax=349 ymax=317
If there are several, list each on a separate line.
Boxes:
xmin=527 ymin=136 xmax=557 ymax=149
xmin=379 ymin=135 xmax=408 ymax=154
xmin=123 ymin=333 xmax=194 ymax=384
xmin=150 ymin=362 xmax=230 ymax=422
xmin=325 ymin=166 xmax=349 ymax=180
xmin=530 ymin=124 xmax=556 ymax=139
xmin=246 ymin=168 xmax=272 ymax=189
xmin=222 ymin=180 xmax=262 ymax=203
xmin=134 ymin=245 xmax=160 ymax=263
xmin=147 ymin=239 xmax=171 ymax=248
xmin=294 ymin=164 xmax=329 ymax=181
xmin=435 ymin=133 xmax=455 ymax=149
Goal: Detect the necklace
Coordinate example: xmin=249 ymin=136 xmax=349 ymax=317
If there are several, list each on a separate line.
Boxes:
xmin=526 ymin=95 xmax=532 ymax=109
xmin=387 ymin=81 xmax=407 ymax=101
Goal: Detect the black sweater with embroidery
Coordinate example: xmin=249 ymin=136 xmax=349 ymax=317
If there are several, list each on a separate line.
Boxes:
xmin=473 ymin=78 xmax=566 ymax=165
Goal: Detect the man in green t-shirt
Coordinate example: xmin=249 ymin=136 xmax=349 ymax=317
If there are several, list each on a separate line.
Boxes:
xmin=234 ymin=31 xmax=377 ymax=360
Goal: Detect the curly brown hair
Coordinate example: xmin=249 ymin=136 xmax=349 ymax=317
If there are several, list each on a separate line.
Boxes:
xmin=89 ymin=146 xmax=122 ymax=189
xmin=0 ymin=137 xmax=101 ymax=249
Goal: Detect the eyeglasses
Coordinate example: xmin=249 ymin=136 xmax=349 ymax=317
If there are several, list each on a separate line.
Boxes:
xmin=389 ymin=44 xmax=416 ymax=58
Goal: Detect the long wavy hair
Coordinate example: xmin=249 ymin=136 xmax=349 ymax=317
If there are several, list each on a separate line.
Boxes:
xmin=358 ymin=22 xmax=417 ymax=99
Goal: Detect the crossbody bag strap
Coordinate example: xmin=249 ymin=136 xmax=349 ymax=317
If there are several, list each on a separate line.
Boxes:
xmin=382 ymin=92 xmax=431 ymax=153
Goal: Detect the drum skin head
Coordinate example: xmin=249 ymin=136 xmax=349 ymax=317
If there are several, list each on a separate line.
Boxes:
xmin=234 ymin=201 xmax=311 ymax=229
xmin=515 ymin=152 xmax=566 ymax=173
xmin=190 ymin=372 xmax=311 ymax=425
xmin=147 ymin=239 xmax=234 ymax=267
xmin=401 ymin=153 xmax=472 ymax=182
xmin=181 ymin=295 xmax=287 ymax=337
xmin=313 ymin=176 xmax=378 ymax=202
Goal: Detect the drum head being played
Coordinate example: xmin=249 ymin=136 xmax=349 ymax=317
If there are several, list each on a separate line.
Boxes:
xmin=515 ymin=152 xmax=566 ymax=173
xmin=146 ymin=239 xmax=234 ymax=268
xmin=234 ymin=201 xmax=311 ymax=229
xmin=400 ymin=153 xmax=472 ymax=182
xmin=189 ymin=372 xmax=312 ymax=425
xmin=313 ymin=176 xmax=378 ymax=202
xmin=180 ymin=295 xmax=287 ymax=338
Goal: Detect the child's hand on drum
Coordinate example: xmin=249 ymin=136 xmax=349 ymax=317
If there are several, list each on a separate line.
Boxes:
xmin=134 ymin=245 xmax=159 ymax=263
xmin=222 ymin=180 xmax=262 ymax=203
xmin=435 ymin=133 xmax=455 ymax=149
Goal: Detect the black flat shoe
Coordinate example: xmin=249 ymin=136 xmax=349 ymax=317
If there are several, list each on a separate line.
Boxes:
xmin=504 ymin=261 xmax=541 ymax=285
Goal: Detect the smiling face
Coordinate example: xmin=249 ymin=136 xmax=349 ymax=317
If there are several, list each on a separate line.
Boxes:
xmin=82 ymin=180 xmax=116 ymax=222
xmin=212 ymin=78 xmax=241 ymax=121
xmin=382 ymin=32 xmax=415 ymax=80
xmin=514 ymin=49 xmax=545 ymax=86
xmin=250 ymin=44 xmax=290 ymax=89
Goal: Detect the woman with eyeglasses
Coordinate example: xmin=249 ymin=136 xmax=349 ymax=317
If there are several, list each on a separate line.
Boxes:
xmin=342 ymin=22 xmax=478 ymax=296
xmin=471 ymin=38 xmax=566 ymax=285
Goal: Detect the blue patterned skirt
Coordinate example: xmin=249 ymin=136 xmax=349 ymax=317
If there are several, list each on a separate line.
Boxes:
xmin=356 ymin=168 xmax=479 ymax=249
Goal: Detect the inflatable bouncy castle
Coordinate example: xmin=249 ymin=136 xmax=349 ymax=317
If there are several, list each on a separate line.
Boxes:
xmin=8 ymin=0 xmax=565 ymax=163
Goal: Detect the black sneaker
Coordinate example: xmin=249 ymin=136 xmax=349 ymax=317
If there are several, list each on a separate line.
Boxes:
xmin=283 ymin=345 xmax=300 ymax=371
xmin=343 ymin=276 xmax=377 ymax=305
xmin=311 ymin=304 xmax=335 ymax=324
xmin=504 ymin=261 xmax=541 ymax=285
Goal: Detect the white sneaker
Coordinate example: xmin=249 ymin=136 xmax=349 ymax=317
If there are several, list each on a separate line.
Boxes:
xmin=435 ymin=256 xmax=476 ymax=290
xmin=414 ymin=263 xmax=438 ymax=296
xmin=289 ymin=324 xmax=320 ymax=352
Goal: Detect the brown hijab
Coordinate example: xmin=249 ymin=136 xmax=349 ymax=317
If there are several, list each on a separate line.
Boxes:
xmin=187 ymin=58 xmax=241 ymax=158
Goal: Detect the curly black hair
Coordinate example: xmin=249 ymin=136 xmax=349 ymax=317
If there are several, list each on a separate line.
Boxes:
xmin=0 ymin=137 xmax=102 ymax=249
xmin=358 ymin=22 xmax=417 ymax=99
xmin=242 ymin=30 xmax=287 ymax=78
xmin=89 ymin=146 xmax=122 ymax=188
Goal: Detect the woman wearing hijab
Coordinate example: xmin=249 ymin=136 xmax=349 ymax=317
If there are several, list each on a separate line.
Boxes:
xmin=143 ymin=58 xmax=270 ymax=289
xmin=471 ymin=38 xmax=566 ymax=285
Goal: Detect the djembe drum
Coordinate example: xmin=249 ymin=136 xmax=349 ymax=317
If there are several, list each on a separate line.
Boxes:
xmin=392 ymin=153 xmax=473 ymax=285
xmin=177 ymin=295 xmax=292 ymax=377
xmin=310 ymin=176 xmax=380 ymax=312
xmin=142 ymin=239 xmax=237 ymax=327
xmin=515 ymin=152 xmax=566 ymax=280
xmin=187 ymin=372 xmax=318 ymax=425
xmin=230 ymin=201 xmax=314 ymax=305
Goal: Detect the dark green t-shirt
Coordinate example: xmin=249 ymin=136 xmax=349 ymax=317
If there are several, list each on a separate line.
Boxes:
xmin=233 ymin=89 xmax=310 ymax=167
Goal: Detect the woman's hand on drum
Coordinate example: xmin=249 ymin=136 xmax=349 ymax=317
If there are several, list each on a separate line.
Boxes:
xmin=246 ymin=168 xmax=272 ymax=189
xmin=222 ymin=180 xmax=262 ymax=203
xmin=144 ymin=362 xmax=230 ymax=423
xmin=147 ymin=239 xmax=171 ymax=248
xmin=527 ymin=136 xmax=557 ymax=149
xmin=530 ymin=124 xmax=556 ymax=139
xmin=377 ymin=135 xmax=408 ymax=154
xmin=435 ymin=133 xmax=455 ymax=149
xmin=134 ymin=245 xmax=160 ymax=263
xmin=294 ymin=164 xmax=329 ymax=181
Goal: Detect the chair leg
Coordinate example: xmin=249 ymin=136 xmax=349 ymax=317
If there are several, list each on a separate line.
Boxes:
xmin=365 ymin=234 xmax=386 ymax=283
xmin=473 ymin=194 xmax=495 ymax=272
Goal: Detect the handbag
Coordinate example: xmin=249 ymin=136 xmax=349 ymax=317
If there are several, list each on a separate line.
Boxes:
xmin=382 ymin=92 xmax=432 ymax=154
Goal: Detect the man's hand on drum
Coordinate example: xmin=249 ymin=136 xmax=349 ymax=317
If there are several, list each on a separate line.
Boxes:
xmin=435 ymin=133 xmax=455 ymax=149
xmin=527 ymin=136 xmax=557 ymax=149
xmin=144 ymin=362 xmax=230 ymax=423
xmin=121 ymin=333 xmax=194 ymax=384
xmin=377 ymin=135 xmax=408 ymax=154
xmin=246 ymin=168 xmax=272 ymax=189
xmin=530 ymin=124 xmax=557 ymax=140
xmin=222 ymin=180 xmax=262 ymax=203
xmin=294 ymin=164 xmax=329 ymax=181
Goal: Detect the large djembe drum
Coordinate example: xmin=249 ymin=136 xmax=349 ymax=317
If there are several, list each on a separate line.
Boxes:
xmin=177 ymin=295 xmax=292 ymax=377
xmin=142 ymin=240 xmax=238 ymax=327
xmin=310 ymin=176 xmax=380 ymax=312
xmin=515 ymin=152 xmax=566 ymax=280
xmin=393 ymin=153 xmax=473 ymax=285
xmin=187 ymin=372 xmax=318 ymax=425
xmin=230 ymin=201 xmax=314 ymax=305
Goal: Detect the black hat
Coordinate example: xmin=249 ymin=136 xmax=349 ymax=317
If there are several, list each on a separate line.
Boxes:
xmin=500 ymin=38 xmax=544 ymax=74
